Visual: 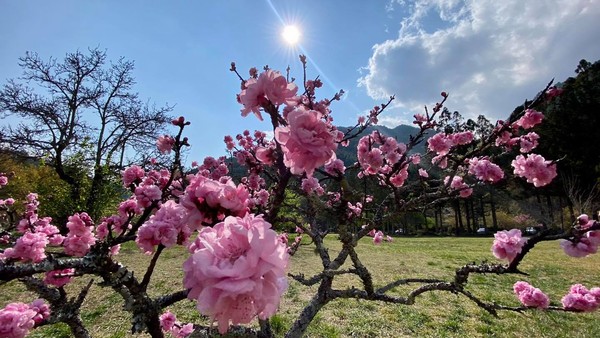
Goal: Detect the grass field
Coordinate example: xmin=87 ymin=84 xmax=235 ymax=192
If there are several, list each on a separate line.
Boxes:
xmin=2 ymin=236 xmax=600 ymax=337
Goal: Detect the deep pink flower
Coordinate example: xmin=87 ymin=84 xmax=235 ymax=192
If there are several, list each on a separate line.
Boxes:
xmin=44 ymin=269 xmax=75 ymax=288
xmin=492 ymin=229 xmax=526 ymax=262
xmin=275 ymin=108 xmax=337 ymax=176
xmin=561 ymin=284 xmax=600 ymax=312
xmin=183 ymin=214 xmax=289 ymax=334
xmin=3 ymin=232 xmax=49 ymax=263
xmin=28 ymin=300 xmax=49 ymax=325
xmin=159 ymin=310 xmax=177 ymax=331
xmin=513 ymin=281 xmax=550 ymax=308
xmin=0 ymin=303 xmax=37 ymax=338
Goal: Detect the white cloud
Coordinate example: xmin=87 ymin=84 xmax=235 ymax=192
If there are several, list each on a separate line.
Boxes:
xmin=359 ymin=0 xmax=600 ymax=122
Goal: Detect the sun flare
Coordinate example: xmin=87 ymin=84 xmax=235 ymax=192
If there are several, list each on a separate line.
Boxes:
xmin=282 ymin=25 xmax=301 ymax=45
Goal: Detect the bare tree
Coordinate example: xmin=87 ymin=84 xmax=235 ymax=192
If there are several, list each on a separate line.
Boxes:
xmin=0 ymin=48 xmax=172 ymax=220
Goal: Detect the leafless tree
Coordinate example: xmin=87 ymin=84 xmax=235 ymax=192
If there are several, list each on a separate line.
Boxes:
xmin=0 ymin=48 xmax=172 ymax=220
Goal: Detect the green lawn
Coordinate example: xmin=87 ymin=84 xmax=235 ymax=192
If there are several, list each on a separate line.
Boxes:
xmin=2 ymin=236 xmax=599 ymax=337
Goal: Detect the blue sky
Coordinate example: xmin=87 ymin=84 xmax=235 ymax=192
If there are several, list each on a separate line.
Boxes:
xmin=1 ymin=1 xmax=599 ymax=164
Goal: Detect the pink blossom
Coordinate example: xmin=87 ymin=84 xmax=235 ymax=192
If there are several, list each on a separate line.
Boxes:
xmin=136 ymin=200 xmax=188 ymax=254
xmin=0 ymin=175 xmax=7 ymax=187
xmin=450 ymin=131 xmax=473 ymax=145
xmin=3 ymin=232 xmax=49 ymax=263
xmin=427 ymin=133 xmax=454 ymax=155
xmin=445 ymin=176 xmax=472 ymax=198
xmin=560 ymin=237 xmax=598 ymax=257
xmin=301 ymin=177 xmax=324 ymax=196
xmin=255 ymin=146 xmax=275 ymax=165
xmin=44 ymin=269 xmax=75 ymax=288
xmin=561 ymin=284 xmax=600 ymax=312
xmin=183 ymin=214 xmax=289 ymax=334
xmin=159 ymin=310 xmax=177 ymax=331
xmin=238 ymin=70 xmax=298 ymax=121
xmin=122 ymin=165 xmax=145 ymax=187
xmin=0 ymin=303 xmax=36 ymax=338
xmin=118 ymin=198 xmax=142 ymax=218
xmin=135 ymin=184 xmax=162 ymax=208
xmin=519 ymin=132 xmax=539 ymax=153
xmin=515 ymin=109 xmax=544 ymax=129
xmin=373 ymin=231 xmax=384 ymax=245
xmin=513 ymin=281 xmax=550 ymax=308
xmin=546 ymin=87 xmax=563 ymax=99
xmin=389 ymin=167 xmax=409 ymax=187
xmin=28 ymin=300 xmax=49 ymax=325
xmin=418 ymin=168 xmax=429 ymax=178
xmin=468 ymin=158 xmax=504 ymax=183
xmin=492 ymin=229 xmax=526 ymax=262
xmin=275 ymin=108 xmax=337 ymax=176
xmin=63 ymin=213 xmax=96 ymax=257
xmin=156 ymin=135 xmax=175 ymax=154
xmin=576 ymin=214 xmax=595 ymax=230
xmin=324 ymin=159 xmax=346 ymax=176
xmin=511 ymin=154 xmax=557 ymax=187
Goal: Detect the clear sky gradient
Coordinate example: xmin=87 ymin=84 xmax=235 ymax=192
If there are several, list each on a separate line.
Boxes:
xmin=1 ymin=1 xmax=599 ymax=163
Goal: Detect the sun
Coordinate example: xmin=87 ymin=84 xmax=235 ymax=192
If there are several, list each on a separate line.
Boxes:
xmin=281 ymin=25 xmax=301 ymax=45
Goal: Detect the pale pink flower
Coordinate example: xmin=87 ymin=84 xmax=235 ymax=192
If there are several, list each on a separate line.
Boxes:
xmin=451 ymin=131 xmax=474 ymax=145
xmin=560 ymin=237 xmax=598 ymax=257
xmin=324 ymin=159 xmax=346 ymax=176
xmin=136 ymin=200 xmax=188 ymax=254
xmin=515 ymin=109 xmax=544 ymax=129
xmin=183 ymin=214 xmax=289 ymax=334
xmin=390 ymin=167 xmax=409 ymax=187
xmin=275 ymin=108 xmax=337 ymax=176
xmin=156 ymin=135 xmax=175 ymax=154
xmin=301 ymin=177 xmax=324 ymax=196
xmin=239 ymin=70 xmax=298 ymax=121
xmin=135 ymin=184 xmax=162 ymax=208
xmin=513 ymin=281 xmax=550 ymax=308
xmin=255 ymin=146 xmax=275 ymax=165
xmin=492 ymin=229 xmax=526 ymax=262
xmin=418 ymin=168 xmax=429 ymax=178
xmin=511 ymin=154 xmax=557 ymax=187
xmin=561 ymin=284 xmax=600 ymax=312
xmin=427 ymin=133 xmax=454 ymax=155
xmin=519 ymin=132 xmax=539 ymax=153
xmin=468 ymin=158 xmax=504 ymax=183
